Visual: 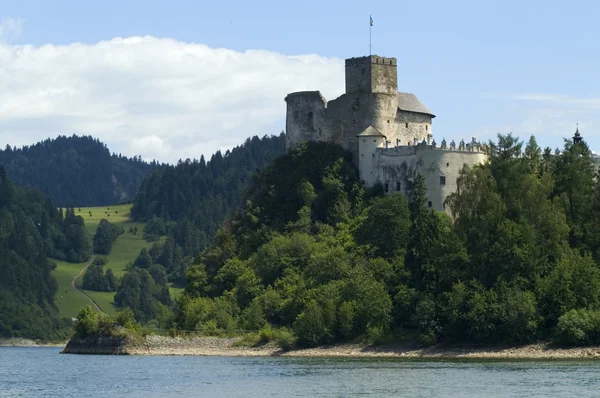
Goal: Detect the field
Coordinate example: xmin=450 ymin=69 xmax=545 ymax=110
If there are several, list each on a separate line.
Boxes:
xmin=52 ymin=259 xmax=93 ymax=318
xmin=52 ymin=204 xmax=157 ymax=318
xmin=74 ymin=204 xmax=133 ymax=237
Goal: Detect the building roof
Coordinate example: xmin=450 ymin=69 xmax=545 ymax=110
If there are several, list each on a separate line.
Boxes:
xmin=397 ymin=92 xmax=435 ymax=117
xmin=357 ymin=126 xmax=386 ymax=137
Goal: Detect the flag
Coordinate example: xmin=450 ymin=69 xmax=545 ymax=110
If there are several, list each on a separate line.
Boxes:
xmin=370 ymin=15 xmax=373 ymax=26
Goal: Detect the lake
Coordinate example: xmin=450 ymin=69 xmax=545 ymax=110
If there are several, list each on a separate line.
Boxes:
xmin=1 ymin=347 xmax=600 ymax=397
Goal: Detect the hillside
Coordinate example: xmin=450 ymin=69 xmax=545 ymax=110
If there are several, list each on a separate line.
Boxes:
xmin=0 ymin=167 xmax=90 ymax=339
xmin=52 ymin=204 xmax=154 ymax=318
xmin=165 ymin=136 xmax=600 ymax=348
xmin=0 ymin=135 xmax=162 ymax=206
xmin=130 ymin=133 xmax=285 ymax=267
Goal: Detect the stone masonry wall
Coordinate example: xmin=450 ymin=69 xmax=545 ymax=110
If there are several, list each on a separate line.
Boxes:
xmin=285 ymin=92 xmax=331 ymax=150
xmin=375 ymin=145 xmax=486 ymax=213
xmin=393 ymin=111 xmax=432 ymax=147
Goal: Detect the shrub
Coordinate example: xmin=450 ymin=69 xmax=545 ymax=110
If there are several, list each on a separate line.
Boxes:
xmin=258 ymin=324 xmax=274 ymax=345
xmin=274 ymin=328 xmax=296 ymax=350
xmin=553 ymin=309 xmax=600 ymax=346
xmin=73 ymin=306 xmax=141 ymax=338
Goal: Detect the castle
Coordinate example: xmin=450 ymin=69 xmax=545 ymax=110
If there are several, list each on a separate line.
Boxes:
xmin=285 ymin=54 xmax=486 ymax=213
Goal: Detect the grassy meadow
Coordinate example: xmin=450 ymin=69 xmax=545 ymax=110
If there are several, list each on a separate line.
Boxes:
xmin=52 ymin=203 xmax=185 ymax=318
xmin=75 ymin=204 xmax=133 ymax=237
xmin=52 ymin=259 xmax=93 ymax=318
xmin=51 ymin=204 xmax=151 ymax=317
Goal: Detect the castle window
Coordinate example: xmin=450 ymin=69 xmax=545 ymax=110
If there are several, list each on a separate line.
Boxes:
xmin=373 ymin=139 xmax=376 ymax=143
xmin=384 ymin=183 xmax=389 ymax=193
xmin=426 ymin=125 xmax=428 ymax=131
xmin=396 ymin=181 xmax=401 ymax=191
xmin=407 ymin=180 xmax=413 ymax=190
xmin=428 ymin=201 xmax=432 ymax=208
xmin=353 ymin=119 xmax=357 ymax=125
xmin=446 ymin=163 xmax=450 ymax=167
xmin=405 ymin=122 xmax=409 ymax=128
xmin=387 ymin=120 xmax=390 ymax=123
xmin=361 ymin=68 xmax=366 ymax=76
xmin=307 ymin=112 xmax=314 ymax=130
xmin=440 ymin=176 xmax=446 ymax=185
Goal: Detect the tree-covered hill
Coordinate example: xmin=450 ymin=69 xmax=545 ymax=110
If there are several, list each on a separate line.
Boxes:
xmin=0 ymin=167 xmax=91 ymax=339
xmin=164 ymin=136 xmax=600 ymax=348
xmin=0 ymin=135 xmax=162 ymax=206
xmin=126 ymin=134 xmax=285 ymax=283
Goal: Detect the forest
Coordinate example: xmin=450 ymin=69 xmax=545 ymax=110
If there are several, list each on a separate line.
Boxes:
xmin=80 ymin=133 xmax=286 ymax=324
xmin=0 ymin=167 xmax=90 ymax=339
xmin=155 ymin=135 xmax=600 ymax=347
xmin=4 ymin=130 xmax=600 ymax=348
xmin=0 ymin=135 xmax=161 ymax=206
xmin=126 ymin=134 xmax=285 ymax=282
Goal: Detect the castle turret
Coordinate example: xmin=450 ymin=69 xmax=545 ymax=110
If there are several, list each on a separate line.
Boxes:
xmin=284 ymin=91 xmax=329 ymax=150
xmin=357 ymin=126 xmax=386 ymax=186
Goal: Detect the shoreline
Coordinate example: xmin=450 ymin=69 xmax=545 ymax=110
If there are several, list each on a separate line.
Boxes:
xmin=0 ymin=338 xmax=67 ymax=348
xmin=61 ymin=335 xmax=600 ymax=359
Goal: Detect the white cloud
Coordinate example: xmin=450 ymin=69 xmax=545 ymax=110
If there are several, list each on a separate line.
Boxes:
xmin=0 ymin=18 xmax=23 ymax=42
xmin=0 ymin=36 xmax=344 ymax=163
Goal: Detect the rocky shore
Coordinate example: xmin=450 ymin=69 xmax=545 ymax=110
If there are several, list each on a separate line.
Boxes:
xmin=61 ymin=335 xmax=600 ymax=359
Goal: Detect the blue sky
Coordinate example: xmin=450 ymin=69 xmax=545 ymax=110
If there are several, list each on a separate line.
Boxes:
xmin=1 ymin=0 xmax=598 ymax=162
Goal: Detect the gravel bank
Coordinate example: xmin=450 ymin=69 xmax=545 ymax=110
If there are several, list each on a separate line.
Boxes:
xmin=62 ymin=335 xmax=600 ymax=359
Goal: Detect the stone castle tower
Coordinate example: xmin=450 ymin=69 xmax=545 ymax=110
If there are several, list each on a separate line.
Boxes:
xmin=285 ymin=55 xmax=435 ymax=159
xmin=285 ymin=54 xmax=486 ymax=213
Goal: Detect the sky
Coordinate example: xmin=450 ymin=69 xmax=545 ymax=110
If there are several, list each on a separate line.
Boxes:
xmin=1 ymin=0 xmax=599 ymax=163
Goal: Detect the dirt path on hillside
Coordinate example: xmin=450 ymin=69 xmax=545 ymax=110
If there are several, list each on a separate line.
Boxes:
xmin=71 ymin=256 xmax=105 ymax=313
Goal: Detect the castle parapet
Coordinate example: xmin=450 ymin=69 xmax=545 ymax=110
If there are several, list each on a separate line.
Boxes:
xmin=376 ymin=137 xmax=483 ymax=157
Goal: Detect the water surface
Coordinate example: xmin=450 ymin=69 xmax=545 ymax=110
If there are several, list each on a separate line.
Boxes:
xmin=1 ymin=347 xmax=599 ymax=397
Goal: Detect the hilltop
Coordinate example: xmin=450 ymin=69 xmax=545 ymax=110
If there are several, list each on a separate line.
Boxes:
xmin=0 ymin=135 xmax=162 ymax=206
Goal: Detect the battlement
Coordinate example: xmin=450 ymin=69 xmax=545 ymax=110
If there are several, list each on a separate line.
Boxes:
xmin=345 ymin=55 xmax=397 ymax=67
xmin=376 ymin=137 xmax=485 ymax=156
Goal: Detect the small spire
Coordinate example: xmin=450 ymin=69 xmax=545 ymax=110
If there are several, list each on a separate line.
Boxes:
xmin=574 ymin=123 xmax=582 ymax=143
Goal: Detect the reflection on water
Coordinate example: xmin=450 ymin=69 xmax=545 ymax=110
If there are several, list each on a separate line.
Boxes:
xmin=1 ymin=347 xmax=600 ymax=397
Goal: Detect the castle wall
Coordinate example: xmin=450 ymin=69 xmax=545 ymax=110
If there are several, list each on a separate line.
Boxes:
xmin=393 ymin=111 xmax=432 ymax=147
xmin=285 ymin=92 xmax=331 ymax=150
xmin=370 ymin=57 xmax=398 ymax=95
xmin=373 ymin=145 xmax=486 ymax=213
xmin=370 ymin=94 xmax=399 ymax=141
